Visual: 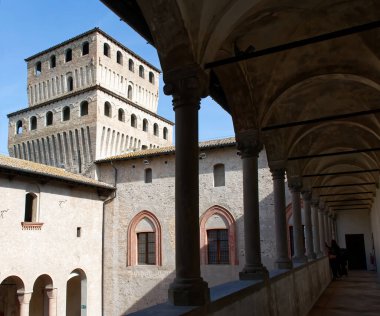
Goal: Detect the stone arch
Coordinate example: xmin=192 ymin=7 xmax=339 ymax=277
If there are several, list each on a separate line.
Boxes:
xmin=30 ymin=274 xmax=54 ymax=316
xmin=199 ymin=205 xmax=237 ymax=265
xmin=66 ymin=269 xmax=86 ymax=316
xmin=127 ymin=211 xmax=162 ymax=266
xmin=0 ymin=275 xmax=25 ymax=316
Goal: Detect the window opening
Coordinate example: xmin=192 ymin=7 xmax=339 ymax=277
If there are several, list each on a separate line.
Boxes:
xmin=128 ymin=85 xmax=133 ymax=99
xmin=143 ymin=119 xmax=148 ymax=132
xmin=131 ymin=114 xmax=137 ymax=127
xmin=82 ymin=42 xmax=89 ymax=55
xmin=145 ymin=168 xmax=152 ymax=183
xmin=16 ymin=120 xmax=23 ymax=134
xmin=46 ymin=111 xmax=53 ymax=126
xmin=137 ymin=232 xmax=156 ymax=264
xmin=163 ymin=127 xmax=168 ymax=139
xmin=67 ymin=76 xmax=73 ymax=91
xmin=103 ymin=43 xmax=110 ymax=57
xmin=207 ymin=229 xmax=229 ymax=264
xmin=80 ymin=101 xmax=88 ymax=116
xmin=117 ymin=51 xmax=123 ymax=64
xmin=50 ymin=55 xmax=56 ymax=68
xmin=30 ymin=116 xmax=37 ymax=130
xmin=153 ymin=123 xmax=159 ymax=136
xmin=63 ymin=106 xmax=70 ymax=121
xmin=77 ymin=227 xmax=81 ymax=237
xmin=118 ymin=108 xmax=125 ymax=122
xmin=128 ymin=59 xmax=134 ymax=72
xmin=139 ymin=65 xmax=145 ymax=78
xmin=214 ymin=164 xmax=225 ymax=187
xmin=149 ymin=72 xmax=154 ymax=84
xmin=104 ymin=102 xmax=111 ymax=117
xmin=24 ymin=193 xmax=37 ymax=222
xmin=65 ymin=49 xmax=72 ymax=62
xmin=35 ymin=62 xmax=42 ymax=76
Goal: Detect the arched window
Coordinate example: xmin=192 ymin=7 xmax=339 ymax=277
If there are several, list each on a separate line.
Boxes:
xmin=153 ymin=123 xmax=159 ymax=136
xmin=144 ymin=168 xmax=152 ymax=183
xmin=65 ymin=49 xmax=72 ymax=62
xmin=50 ymin=55 xmax=56 ymax=68
xmin=163 ymin=127 xmax=168 ymax=140
xmin=62 ymin=106 xmax=70 ymax=121
xmin=35 ymin=62 xmax=41 ymax=76
xmin=143 ymin=119 xmax=148 ymax=132
xmin=131 ymin=114 xmax=137 ymax=127
xmin=127 ymin=85 xmax=133 ymax=99
xmin=127 ymin=211 xmax=162 ymax=266
xmin=24 ymin=193 xmax=38 ymax=222
xmin=104 ymin=102 xmax=111 ymax=117
xmin=149 ymin=71 xmax=154 ymax=84
xmin=67 ymin=76 xmax=73 ymax=91
xmin=139 ymin=65 xmax=145 ymax=78
xmin=128 ymin=59 xmax=134 ymax=72
xmin=200 ymin=206 xmax=237 ymax=265
xmin=213 ymin=164 xmax=225 ymax=187
xmin=82 ymin=41 xmax=89 ymax=55
xmin=46 ymin=111 xmax=53 ymax=126
xmin=30 ymin=116 xmax=37 ymax=130
xmin=16 ymin=120 xmax=23 ymax=134
xmin=103 ymin=43 xmax=110 ymax=57
xmin=118 ymin=108 xmax=125 ymax=122
xmin=80 ymin=101 xmax=88 ymax=116
xmin=116 ymin=51 xmax=123 ymax=64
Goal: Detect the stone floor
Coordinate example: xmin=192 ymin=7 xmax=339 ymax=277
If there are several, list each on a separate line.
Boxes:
xmin=308 ymin=270 xmax=380 ymax=316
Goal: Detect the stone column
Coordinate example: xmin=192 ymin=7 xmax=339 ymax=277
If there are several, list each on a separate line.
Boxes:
xmin=318 ymin=208 xmax=326 ymax=255
xmin=323 ymin=211 xmax=329 ymax=245
xmin=46 ymin=288 xmax=57 ymax=316
xmin=271 ymin=166 xmax=292 ymax=269
xmin=237 ymin=130 xmax=268 ymax=280
xmin=164 ymin=66 xmax=209 ymax=305
xmin=289 ymin=180 xmax=307 ymax=263
xmin=17 ymin=292 xmax=32 ymax=316
xmin=311 ymin=200 xmax=323 ymax=257
xmin=302 ymin=191 xmax=316 ymax=259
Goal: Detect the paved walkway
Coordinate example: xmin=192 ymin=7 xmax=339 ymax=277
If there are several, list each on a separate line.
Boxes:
xmin=308 ymin=270 xmax=380 ymax=316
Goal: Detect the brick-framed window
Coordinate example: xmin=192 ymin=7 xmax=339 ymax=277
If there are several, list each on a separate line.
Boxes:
xmin=137 ymin=232 xmax=156 ymax=264
xmin=207 ymin=229 xmax=229 ymax=264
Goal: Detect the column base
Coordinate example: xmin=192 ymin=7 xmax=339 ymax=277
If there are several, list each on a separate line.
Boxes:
xmin=317 ymin=251 xmax=325 ymax=258
xmin=168 ymin=277 xmax=209 ymax=306
xmin=275 ymin=258 xmax=293 ymax=270
xmin=292 ymin=255 xmax=308 ymax=264
xmin=239 ymin=265 xmax=269 ymax=280
xmin=307 ymin=252 xmax=317 ymax=260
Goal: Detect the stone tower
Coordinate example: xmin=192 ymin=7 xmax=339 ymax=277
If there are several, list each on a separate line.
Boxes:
xmin=7 ymin=28 xmax=173 ymax=174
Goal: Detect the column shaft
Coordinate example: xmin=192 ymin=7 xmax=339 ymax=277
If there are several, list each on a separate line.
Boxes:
xmin=312 ymin=203 xmax=322 ymax=257
xmin=318 ymin=210 xmax=326 ymax=254
xmin=290 ymin=185 xmax=307 ymax=263
xmin=302 ymin=192 xmax=315 ymax=259
xmin=46 ymin=288 xmax=57 ymax=316
xmin=18 ymin=292 xmax=32 ymax=316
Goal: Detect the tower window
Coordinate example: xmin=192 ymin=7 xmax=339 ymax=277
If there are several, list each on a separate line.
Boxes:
xmin=144 ymin=168 xmax=152 ymax=183
xmin=16 ymin=120 xmax=23 ymax=134
xmin=62 ymin=106 xmax=70 ymax=121
xmin=139 ymin=65 xmax=145 ymax=78
xmin=24 ymin=193 xmax=38 ymax=222
xmin=77 ymin=227 xmax=81 ymax=237
xmin=104 ymin=102 xmax=111 ymax=117
xmin=50 ymin=55 xmax=56 ymax=68
xmin=149 ymin=72 xmax=154 ymax=84
xmin=65 ymin=49 xmax=72 ymax=62
xmin=153 ymin=123 xmax=159 ymax=136
xmin=67 ymin=76 xmax=73 ymax=91
xmin=213 ymin=164 xmax=225 ymax=187
xmin=131 ymin=114 xmax=137 ymax=128
xmin=163 ymin=127 xmax=168 ymax=140
xmin=82 ymin=42 xmax=89 ymax=55
xmin=128 ymin=59 xmax=134 ymax=72
xmin=30 ymin=116 xmax=37 ymax=130
xmin=207 ymin=229 xmax=229 ymax=264
xmin=35 ymin=62 xmax=42 ymax=76
xmin=80 ymin=101 xmax=88 ymax=116
xmin=46 ymin=111 xmax=53 ymax=126
xmin=117 ymin=51 xmax=123 ymax=64
xmin=143 ymin=119 xmax=148 ymax=132
xmin=103 ymin=43 xmax=110 ymax=57
xmin=118 ymin=108 xmax=125 ymax=122
xmin=128 ymin=85 xmax=133 ymax=99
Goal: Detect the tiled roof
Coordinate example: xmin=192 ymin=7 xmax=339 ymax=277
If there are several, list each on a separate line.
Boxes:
xmin=0 ymin=155 xmax=114 ymax=190
xmin=96 ymin=137 xmax=236 ymax=162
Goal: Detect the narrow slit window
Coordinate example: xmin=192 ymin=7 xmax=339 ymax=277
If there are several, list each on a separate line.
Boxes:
xmin=149 ymin=72 xmax=154 ymax=84
xmin=35 ymin=62 xmax=42 ymax=76
xmin=163 ymin=127 xmax=168 ymax=140
xmin=139 ymin=65 xmax=144 ymax=78
xmin=80 ymin=101 xmax=88 ymax=116
xmin=103 ymin=43 xmax=110 ymax=57
xmin=82 ymin=42 xmax=89 ymax=55
xmin=143 ymin=119 xmax=148 ymax=132
xmin=24 ymin=193 xmax=37 ymax=222
xmin=16 ymin=120 xmax=23 ymax=134
xmin=46 ymin=111 xmax=53 ymax=126
xmin=131 ymin=114 xmax=137 ymax=128
xmin=117 ymin=51 xmax=123 ymax=64
xmin=118 ymin=108 xmax=125 ymax=122
xmin=67 ymin=76 xmax=73 ymax=91
xmin=30 ymin=116 xmax=37 ymax=130
xmin=63 ymin=106 xmax=70 ymax=121
xmin=65 ymin=49 xmax=72 ymax=62
xmin=128 ymin=59 xmax=134 ymax=72
xmin=50 ymin=55 xmax=56 ymax=68
xmin=104 ymin=102 xmax=111 ymax=117
xmin=153 ymin=123 xmax=159 ymax=136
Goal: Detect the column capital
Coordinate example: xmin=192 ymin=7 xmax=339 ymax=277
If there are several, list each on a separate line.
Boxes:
xmin=270 ymin=168 xmax=285 ymax=180
xmin=288 ymin=177 xmax=302 ymax=192
xmin=301 ymin=191 xmax=312 ymax=201
xmin=17 ymin=292 xmax=32 ymax=304
xmin=46 ymin=288 xmax=57 ymax=299
xmin=236 ymin=129 xmax=262 ymax=158
xmin=311 ymin=199 xmax=320 ymax=208
xmin=163 ymin=64 xmax=208 ymax=109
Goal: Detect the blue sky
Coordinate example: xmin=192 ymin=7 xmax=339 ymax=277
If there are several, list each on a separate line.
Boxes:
xmin=0 ymin=0 xmax=234 ymax=156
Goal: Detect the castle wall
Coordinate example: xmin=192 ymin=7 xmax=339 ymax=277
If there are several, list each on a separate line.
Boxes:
xmin=0 ymin=175 xmax=105 ymax=316
xmin=99 ymin=147 xmax=280 ymax=315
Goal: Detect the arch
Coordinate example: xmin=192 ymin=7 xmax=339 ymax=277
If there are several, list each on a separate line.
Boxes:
xmin=67 ymin=76 xmax=73 ymax=91
xmin=80 ymin=101 xmax=88 ymax=116
xmin=50 ymin=55 xmax=56 ymax=68
xmin=213 ymin=163 xmax=225 ymax=187
xmin=24 ymin=192 xmax=38 ymax=222
xmin=153 ymin=123 xmax=159 ymax=136
xmin=143 ymin=119 xmax=148 ymax=132
xmin=104 ymin=101 xmax=111 ymax=117
xmin=35 ymin=61 xmax=41 ymax=76
xmin=46 ymin=111 xmax=53 ymax=126
xmin=82 ymin=41 xmax=89 ymax=55
xmin=66 ymin=269 xmax=86 ymax=316
xmin=16 ymin=120 xmax=23 ymax=135
xmin=30 ymin=116 xmax=37 ymax=131
xmin=131 ymin=114 xmax=137 ymax=128
xmin=149 ymin=71 xmax=155 ymax=84
xmin=65 ymin=48 xmax=72 ymax=62
xmin=103 ymin=43 xmax=110 ymax=57
xmin=127 ymin=211 xmax=162 ymax=266
xmin=62 ymin=106 xmax=70 ymax=121
xmin=0 ymin=276 xmax=25 ymax=316
xmin=139 ymin=65 xmax=144 ymax=78
xmin=163 ymin=127 xmax=168 ymax=140
xmin=144 ymin=168 xmax=152 ymax=183
xmin=118 ymin=108 xmax=125 ymax=122
xmin=128 ymin=59 xmax=134 ymax=72
xmin=127 ymin=85 xmax=133 ymax=99
xmin=199 ymin=205 xmax=237 ymax=265
xmin=29 ymin=274 xmax=53 ymax=316
xmin=116 ymin=50 xmax=123 ymax=64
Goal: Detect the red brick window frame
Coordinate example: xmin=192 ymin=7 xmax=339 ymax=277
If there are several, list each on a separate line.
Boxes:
xmin=127 ymin=211 xmax=162 ymax=266
xmin=200 ymin=205 xmax=237 ymax=265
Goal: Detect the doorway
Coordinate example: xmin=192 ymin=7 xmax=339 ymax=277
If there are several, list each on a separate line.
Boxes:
xmin=345 ymin=234 xmax=367 ymax=270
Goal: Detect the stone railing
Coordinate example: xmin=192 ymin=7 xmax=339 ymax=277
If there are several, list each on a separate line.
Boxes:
xmin=128 ymin=257 xmax=331 ymax=316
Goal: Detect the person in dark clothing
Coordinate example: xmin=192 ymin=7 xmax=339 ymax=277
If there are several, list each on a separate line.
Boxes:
xmin=326 ymin=240 xmax=341 ymax=279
